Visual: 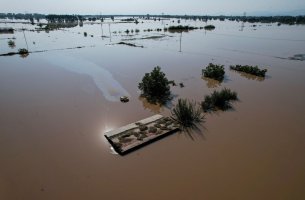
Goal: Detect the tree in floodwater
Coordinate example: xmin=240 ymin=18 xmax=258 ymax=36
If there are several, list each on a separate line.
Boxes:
xmin=138 ymin=66 xmax=172 ymax=104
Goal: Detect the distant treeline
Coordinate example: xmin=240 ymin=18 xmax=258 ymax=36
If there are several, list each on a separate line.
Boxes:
xmin=45 ymin=15 xmax=83 ymax=23
xmin=0 ymin=13 xmax=44 ymax=20
xmin=226 ymin=16 xmax=305 ymax=25
xmin=0 ymin=13 xmax=44 ymax=23
xmin=0 ymin=13 xmax=304 ymax=25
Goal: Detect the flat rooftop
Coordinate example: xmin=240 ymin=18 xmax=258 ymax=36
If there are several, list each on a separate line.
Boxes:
xmin=104 ymin=115 xmax=180 ymax=155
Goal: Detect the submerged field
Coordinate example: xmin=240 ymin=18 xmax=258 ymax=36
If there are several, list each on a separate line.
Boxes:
xmin=1 ymin=17 xmax=305 ymax=200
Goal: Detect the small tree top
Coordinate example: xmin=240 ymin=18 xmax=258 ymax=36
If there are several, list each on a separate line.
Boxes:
xmin=138 ymin=66 xmax=171 ymax=104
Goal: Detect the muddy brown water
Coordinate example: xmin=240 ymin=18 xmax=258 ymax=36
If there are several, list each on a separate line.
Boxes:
xmin=1 ymin=19 xmax=305 ymax=200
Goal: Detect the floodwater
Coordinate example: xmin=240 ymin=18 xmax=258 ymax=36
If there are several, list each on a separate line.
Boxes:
xmin=1 ymin=18 xmax=305 ymax=200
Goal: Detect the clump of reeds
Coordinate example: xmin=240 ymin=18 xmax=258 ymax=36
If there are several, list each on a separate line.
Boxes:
xmin=171 ymin=99 xmax=205 ymax=128
xmin=201 ymin=88 xmax=238 ymax=112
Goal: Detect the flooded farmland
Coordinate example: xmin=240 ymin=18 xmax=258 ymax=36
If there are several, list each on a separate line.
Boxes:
xmin=1 ymin=18 xmax=305 ymax=200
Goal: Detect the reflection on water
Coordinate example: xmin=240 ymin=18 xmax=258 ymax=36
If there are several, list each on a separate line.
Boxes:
xmin=179 ymin=122 xmax=207 ymax=141
xmin=138 ymin=96 xmax=164 ymax=113
xmin=231 ymin=70 xmax=266 ymax=81
xmin=288 ymin=54 xmax=305 ymax=61
xmin=202 ymin=76 xmax=222 ymax=88
xmin=45 ymin=54 xmax=130 ymax=102
xmin=19 ymin=53 xmax=29 ymax=59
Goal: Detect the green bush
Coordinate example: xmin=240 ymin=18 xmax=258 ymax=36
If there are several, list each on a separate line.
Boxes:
xmin=230 ymin=65 xmax=267 ymax=77
xmin=202 ymin=63 xmax=225 ymax=81
xmin=202 ymin=88 xmax=238 ymax=112
xmin=171 ymin=99 xmax=205 ymax=128
xmin=204 ymin=25 xmax=215 ymax=30
xmin=167 ymin=25 xmax=198 ymax=33
xmin=8 ymin=40 xmax=15 ymax=47
xmin=138 ymin=66 xmax=171 ymax=104
xmin=18 ymin=48 xmax=29 ymax=55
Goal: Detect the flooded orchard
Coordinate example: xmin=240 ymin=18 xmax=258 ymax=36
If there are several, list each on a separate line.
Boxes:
xmin=1 ymin=18 xmax=305 ymax=200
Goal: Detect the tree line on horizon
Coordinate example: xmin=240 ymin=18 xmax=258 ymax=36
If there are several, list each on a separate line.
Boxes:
xmin=0 ymin=13 xmax=304 ymax=25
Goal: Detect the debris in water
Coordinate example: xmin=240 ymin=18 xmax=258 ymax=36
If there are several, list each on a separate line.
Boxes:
xmin=120 ymin=96 xmax=130 ymax=103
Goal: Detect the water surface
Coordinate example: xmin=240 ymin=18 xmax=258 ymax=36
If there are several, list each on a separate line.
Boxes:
xmin=1 ymin=18 xmax=305 ymax=200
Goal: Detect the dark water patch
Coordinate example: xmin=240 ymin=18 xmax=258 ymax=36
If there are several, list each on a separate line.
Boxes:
xmin=0 ymin=52 xmax=21 ymax=57
xmin=0 ymin=37 xmax=16 ymax=40
xmin=0 ymin=46 xmax=94 ymax=57
xmin=288 ymin=54 xmax=305 ymax=61
xmin=275 ymin=54 xmax=305 ymax=61
xmin=117 ymin=42 xmax=144 ymax=48
xmin=122 ymin=35 xmax=170 ymax=41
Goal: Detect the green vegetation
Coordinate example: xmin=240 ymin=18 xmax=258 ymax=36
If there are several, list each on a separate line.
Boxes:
xmin=230 ymin=65 xmax=267 ymax=77
xmin=202 ymin=88 xmax=238 ymax=112
xmin=45 ymin=14 xmax=80 ymax=23
xmin=18 ymin=48 xmax=29 ymax=55
xmin=204 ymin=25 xmax=215 ymax=30
xmin=171 ymin=99 xmax=205 ymax=128
xmin=44 ymin=22 xmax=78 ymax=30
xmin=202 ymin=63 xmax=225 ymax=81
xmin=41 ymin=15 xmax=82 ymax=30
xmin=167 ymin=25 xmax=198 ymax=33
xmin=8 ymin=40 xmax=15 ymax=47
xmin=121 ymin=18 xmax=135 ymax=22
xmin=0 ymin=28 xmax=14 ymax=34
xmin=138 ymin=66 xmax=171 ymax=104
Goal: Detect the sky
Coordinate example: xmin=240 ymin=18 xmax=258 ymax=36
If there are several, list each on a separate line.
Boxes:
xmin=0 ymin=0 xmax=305 ymax=15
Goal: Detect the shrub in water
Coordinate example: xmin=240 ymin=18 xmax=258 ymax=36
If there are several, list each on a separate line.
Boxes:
xmin=202 ymin=88 xmax=238 ymax=112
xmin=204 ymin=25 xmax=216 ymax=30
xmin=230 ymin=65 xmax=267 ymax=77
xmin=138 ymin=66 xmax=171 ymax=104
xmin=202 ymin=63 xmax=225 ymax=81
xmin=8 ymin=40 xmax=15 ymax=47
xmin=18 ymin=48 xmax=29 ymax=55
xmin=171 ymin=99 xmax=205 ymax=128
